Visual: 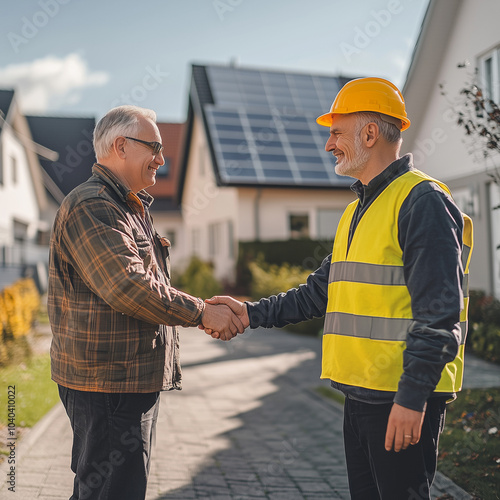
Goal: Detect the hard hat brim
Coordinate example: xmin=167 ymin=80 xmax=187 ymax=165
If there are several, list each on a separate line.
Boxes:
xmin=315 ymin=111 xmax=411 ymax=131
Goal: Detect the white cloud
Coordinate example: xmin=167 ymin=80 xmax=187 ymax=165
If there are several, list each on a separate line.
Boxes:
xmin=0 ymin=53 xmax=110 ymax=113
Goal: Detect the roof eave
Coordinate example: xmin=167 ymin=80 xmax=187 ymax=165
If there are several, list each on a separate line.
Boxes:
xmin=402 ymin=0 xmax=464 ymax=149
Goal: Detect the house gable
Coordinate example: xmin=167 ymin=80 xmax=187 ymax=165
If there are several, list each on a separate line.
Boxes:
xmin=0 ymin=90 xmax=50 ymax=273
xmin=184 ymin=63 xmax=356 ymax=193
xmin=402 ymin=0 xmax=500 ymax=296
xmin=179 ymin=63 xmax=359 ymax=282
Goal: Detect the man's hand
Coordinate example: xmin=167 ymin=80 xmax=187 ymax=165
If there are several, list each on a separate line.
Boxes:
xmin=385 ymin=403 xmax=426 ymax=452
xmin=198 ymin=296 xmax=250 ymax=340
xmin=200 ymin=303 xmax=246 ymax=341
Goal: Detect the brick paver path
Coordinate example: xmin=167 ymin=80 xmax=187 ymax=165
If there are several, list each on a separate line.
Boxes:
xmin=1 ymin=325 xmax=482 ymax=499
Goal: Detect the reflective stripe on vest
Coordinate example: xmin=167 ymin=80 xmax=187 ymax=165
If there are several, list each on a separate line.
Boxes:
xmin=321 ymin=169 xmax=473 ymax=394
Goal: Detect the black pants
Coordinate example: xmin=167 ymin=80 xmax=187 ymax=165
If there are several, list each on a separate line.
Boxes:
xmin=58 ymin=385 xmax=160 ymax=500
xmin=343 ymin=396 xmax=447 ymax=500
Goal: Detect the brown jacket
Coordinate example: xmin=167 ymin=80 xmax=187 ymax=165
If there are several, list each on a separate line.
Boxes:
xmin=48 ymin=164 xmax=204 ymax=393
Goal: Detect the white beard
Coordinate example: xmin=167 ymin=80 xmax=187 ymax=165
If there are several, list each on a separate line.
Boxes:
xmin=335 ymin=132 xmax=370 ymax=178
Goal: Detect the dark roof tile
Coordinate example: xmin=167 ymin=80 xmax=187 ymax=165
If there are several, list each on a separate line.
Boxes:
xmin=189 ymin=63 xmax=358 ymax=189
xmin=26 ymin=115 xmax=96 ymax=197
xmin=0 ymin=89 xmax=15 ymax=124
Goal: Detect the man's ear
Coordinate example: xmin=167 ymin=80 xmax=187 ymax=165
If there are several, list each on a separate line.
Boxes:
xmin=364 ymin=122 xmax=379 ymax=148
xmin=113 ymin=137 xmax=127 ymax=159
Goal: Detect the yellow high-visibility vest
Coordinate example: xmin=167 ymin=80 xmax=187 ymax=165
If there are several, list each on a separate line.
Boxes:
xmin=321 ymin=169 xmax=473 ymax=393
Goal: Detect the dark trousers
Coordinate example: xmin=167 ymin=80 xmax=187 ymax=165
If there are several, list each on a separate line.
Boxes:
xmin=343 ymin=396 xmax=447 ymax=500
xmin=58 ymin=385 xmax=160 ymax=500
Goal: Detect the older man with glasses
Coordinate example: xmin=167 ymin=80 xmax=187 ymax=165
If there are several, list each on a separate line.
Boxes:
xmin=48 ymin=105 xmax=244 ymax=500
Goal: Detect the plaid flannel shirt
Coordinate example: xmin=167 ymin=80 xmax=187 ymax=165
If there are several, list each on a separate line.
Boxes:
xmin=48 ymin=164 xmax=204 ymax=393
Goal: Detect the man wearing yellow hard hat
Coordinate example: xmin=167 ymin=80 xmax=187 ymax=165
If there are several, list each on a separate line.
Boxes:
xmin=203 ymin=77 xmax=473 ymax=499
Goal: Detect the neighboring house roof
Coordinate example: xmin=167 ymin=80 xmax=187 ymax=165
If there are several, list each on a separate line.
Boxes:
xmin=402 ymin=0 xmax=463 ymax=148
xmin=181 ymin=63 xmax=356 ymax=195
xmin=0 ymin=89 xmax=15 ymax=125
xmin=26 ymin=115 xmax=96 ymax=204
xmin=147 ymin=122 xmax=185 ymax=213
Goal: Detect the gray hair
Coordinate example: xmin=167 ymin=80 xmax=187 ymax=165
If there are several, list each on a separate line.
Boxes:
xmin=354 ymin=111 xmax=402 ymax=144
xmin=93 ymin=105 xmax=157 ymax=160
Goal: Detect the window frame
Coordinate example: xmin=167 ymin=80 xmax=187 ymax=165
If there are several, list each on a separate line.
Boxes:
xmin=478 ymin=46 xmax=500 ymax=104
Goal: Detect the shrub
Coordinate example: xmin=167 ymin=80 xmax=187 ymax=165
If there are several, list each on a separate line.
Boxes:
xmin=247 ymin=257 xmax=323 ymax=336
xmin=248 ymin=256 xmax=311 ymax=300
xmin=1 ymin=279 xmax=40 ymax=339
xmin=173 ymin=256 xmax=223 ymax=300
xmin=239 ymin=239 xmax=333 ymax=269
xmin=237 ymin=239 xmax=333 ymax=295
xmin=471 ymin=322 xmax=500 ymax=363
xmin=0 ymin=278 xmax=39 ymax=366
xmin=467 ymin=290 xmax=500 ymax=364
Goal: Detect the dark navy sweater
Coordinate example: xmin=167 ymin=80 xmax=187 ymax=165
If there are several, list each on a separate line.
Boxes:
xmin=246 ymin=154 xmax=465 ymax=411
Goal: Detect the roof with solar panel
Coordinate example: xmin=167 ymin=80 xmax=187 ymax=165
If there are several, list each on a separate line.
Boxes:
xmin=187 ymin=63 xmax=358 ymax=188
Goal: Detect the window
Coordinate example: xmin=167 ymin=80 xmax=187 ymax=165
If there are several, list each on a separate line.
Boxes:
xmin=479 ymin=47 xmax=500 ymax=103
xmin=11 ymin=156 xmax=17 ymax=184
xmin=208 ymin=222 xmax=222 ymax=257
xmin=13 ymin=219 xmax=28 ymax=242
xmin=289 ymin=214 xmax=309 ymax=239
xmin=451 ymin=187 xmax=478 ymax=217
xmin=317 ymin=209 xmax=344 ymax=239
xmin=489 ymin=182 xmax=500 ymax=298
xmin=227 ymin=220 xmax=234 ymax=259
xmin=191 ymin=228 xmax=201 ymax=256
xmin=13 ymin=219 xmax=28 ymax=265
xmin=157 ymin=158 xmax=170 ymax=177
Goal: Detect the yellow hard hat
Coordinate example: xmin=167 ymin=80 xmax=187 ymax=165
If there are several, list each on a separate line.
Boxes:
xmin=316 ymin=77 xmax=411 ymax=131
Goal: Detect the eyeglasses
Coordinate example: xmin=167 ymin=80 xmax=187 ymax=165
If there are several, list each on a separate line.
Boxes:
xmin=125 ymin=136 xmax=164 ymax=156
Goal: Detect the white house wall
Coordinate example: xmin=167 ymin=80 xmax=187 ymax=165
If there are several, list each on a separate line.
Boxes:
xmin=182 ymin=114 xmax=357 ymax=283
xmin=182 ymin=115 xmax=239 ymax=283
xmin=402 ymin=0 xmax=500 ymax=294
xmin=404 ymin=0 xmax=500 ymax=181
xmin=150 ymin=211 xmax=184 ymax=272
xmin=0 ymin=127 xmax=40 ymax=261
xmin=237 ymin=187 xmax=355 ymax=241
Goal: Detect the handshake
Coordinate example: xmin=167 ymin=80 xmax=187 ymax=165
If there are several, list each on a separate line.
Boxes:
xmin=198 ymin=296 xmax=249 ymax=341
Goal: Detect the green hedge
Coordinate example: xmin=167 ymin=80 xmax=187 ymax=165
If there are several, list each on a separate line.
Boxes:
xmin=172 ymin=256 xmax=223 ymax=300
xmin=467 ymin=290 xmax=500 ymax=364
xmin=237 ymin=239 xmax=333 ymax=295
xmin=248 ymin=257 xmax=324 ymax=336
xmin=248 ymin=257 xmax=311 ymax=300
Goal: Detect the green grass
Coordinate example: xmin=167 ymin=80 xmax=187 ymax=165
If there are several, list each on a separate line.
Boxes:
xmin=438 ymin=388 xmax=500 ymax=499
xmin=315 ymin=385 xmax=500 ymax=498
xmin=0 ymin=353 xmax=59 ymax=428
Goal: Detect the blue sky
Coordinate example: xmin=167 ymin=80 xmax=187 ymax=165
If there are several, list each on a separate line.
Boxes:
xmin=0 ymin=0 xmax=429 ymax=122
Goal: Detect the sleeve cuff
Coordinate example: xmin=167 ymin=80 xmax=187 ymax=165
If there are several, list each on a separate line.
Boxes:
xmin=394 ymin=379 xmax=431 ymax=412
xmin=245 ymin=301 xmax=267 ymax=328
xmin=196 ymin=298 xmax=205 ymax=326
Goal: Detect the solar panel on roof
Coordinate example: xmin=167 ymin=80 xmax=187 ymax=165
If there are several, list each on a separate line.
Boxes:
xmin=202 ymin=66 xmax=355 ymax=187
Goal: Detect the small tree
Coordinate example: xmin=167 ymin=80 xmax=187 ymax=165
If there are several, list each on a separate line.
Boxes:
xmin=440 ymin=63 xmax=500 ymax=187
xmin=441 ymin=63 xmax=500 ymax=321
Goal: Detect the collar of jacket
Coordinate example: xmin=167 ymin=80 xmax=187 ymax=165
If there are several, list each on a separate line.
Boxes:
xmin=350 ymin=153 xmax=413 ymax=201
xmin=92 ymin=163 xmax=154 ymax=217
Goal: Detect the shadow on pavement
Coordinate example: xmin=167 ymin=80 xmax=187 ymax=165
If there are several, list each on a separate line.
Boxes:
xmin=151 ymin=328 xmax=350 ymax=500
